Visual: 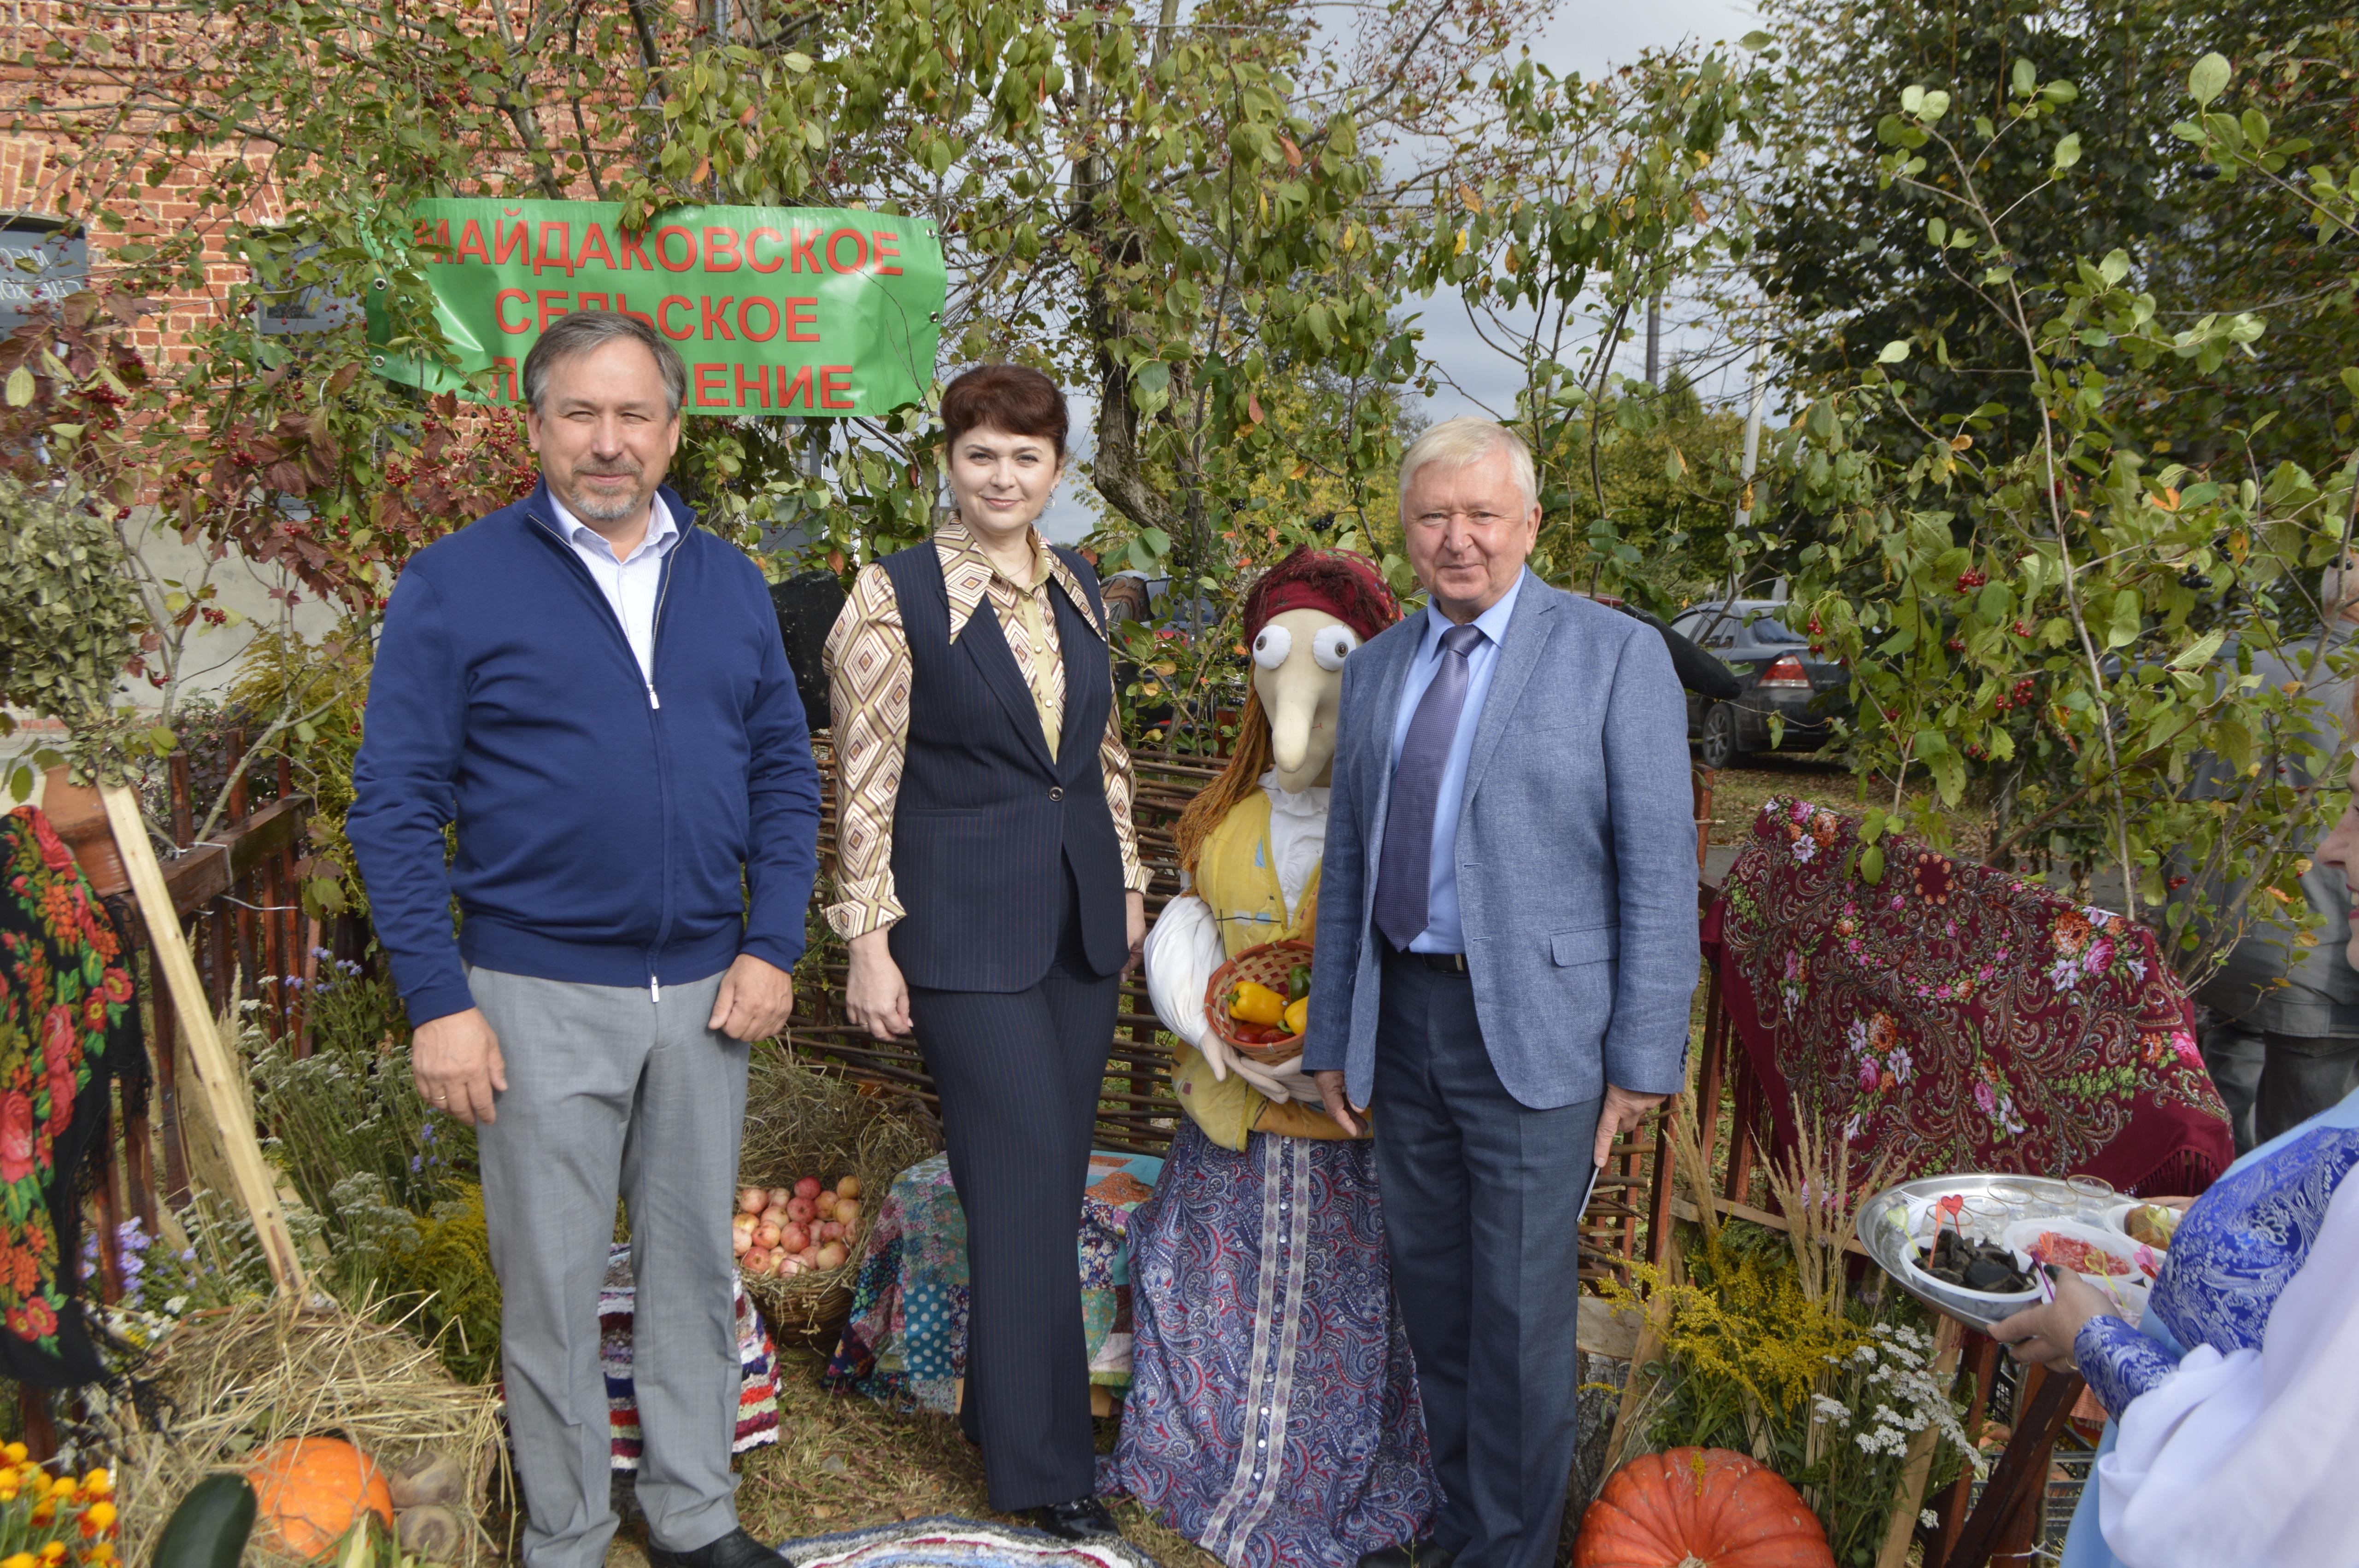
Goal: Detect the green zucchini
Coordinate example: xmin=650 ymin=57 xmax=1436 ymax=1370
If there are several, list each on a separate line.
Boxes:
xmin=153 ymin=1472 xmax=258 ymax=1568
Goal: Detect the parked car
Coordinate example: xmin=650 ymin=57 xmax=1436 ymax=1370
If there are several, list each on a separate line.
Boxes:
xmin=1668 ymin=600 xmax=1848 ymax=769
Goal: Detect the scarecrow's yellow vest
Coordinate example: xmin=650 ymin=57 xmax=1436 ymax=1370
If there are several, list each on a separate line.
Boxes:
xmin=1171 ymin=791 xmax=1359 ymax=1149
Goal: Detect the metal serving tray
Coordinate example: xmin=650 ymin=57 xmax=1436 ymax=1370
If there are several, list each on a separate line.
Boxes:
xmin=1856 ymin=1172 xmax=2051 ymax=1334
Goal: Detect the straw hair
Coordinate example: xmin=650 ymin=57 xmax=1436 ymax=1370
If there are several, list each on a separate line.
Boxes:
xmin=1399 ymin=417 xmax=1538 ymax=514
xmin=1173 ymin=684 xmax=1278 ymax=879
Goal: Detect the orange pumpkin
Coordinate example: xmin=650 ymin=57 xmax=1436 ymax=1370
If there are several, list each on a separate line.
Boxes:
xmin=245 ymin=1437 xmax=395 ymax=1560
xmin=1574 ymin=1447 xmax=1835 ymax=1568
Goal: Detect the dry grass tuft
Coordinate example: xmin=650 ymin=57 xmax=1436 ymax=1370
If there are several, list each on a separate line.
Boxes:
xmin=104 ymin=1297 xmax=505 ymax=1566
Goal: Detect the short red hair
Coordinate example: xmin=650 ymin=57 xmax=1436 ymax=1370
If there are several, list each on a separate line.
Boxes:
xmin=940 ymin=364 xmax=1069 ymax=460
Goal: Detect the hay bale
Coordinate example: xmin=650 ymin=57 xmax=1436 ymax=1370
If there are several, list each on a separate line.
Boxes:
xmin=736 ymin=1047 xmax=935 ymax=1349
xmin=106 ymin=1299 xmax=505 ymax=1567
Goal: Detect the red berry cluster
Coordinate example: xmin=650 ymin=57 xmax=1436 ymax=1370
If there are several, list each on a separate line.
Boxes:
xmin=200 ymin=606 xmax=228 ymax=627
xmin=1992 ymin=676 xmax=2038 ymax=712
xmin=2012 ymin=620 xmax=2032 ymax=638
xmin=1956 ymin=570 xmax=1988 ymax=591
xmin=1946 ymin=636 xmax=1966 ymax=652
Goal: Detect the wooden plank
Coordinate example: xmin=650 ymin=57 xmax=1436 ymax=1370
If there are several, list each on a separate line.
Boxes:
xmin=1876 ymin=1315 xmax=1966 ymax=1568
xmin=1943 ymin=1365 xmax=2083 ymax=1568
xmin=100 ymin=783 xmax=307 ymax=1300
xmin=153 ymin=795 xmax=307 ymax=916
xmin=1575 ymin=1297 xmax=1645 ymax=1361
xmin=1668 ymin=1195 xmax=1872 ymax=1258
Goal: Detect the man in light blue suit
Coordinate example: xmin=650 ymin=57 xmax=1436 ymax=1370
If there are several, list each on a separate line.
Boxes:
xmin=1304 ymin=418 xmax=1699 ymax=1568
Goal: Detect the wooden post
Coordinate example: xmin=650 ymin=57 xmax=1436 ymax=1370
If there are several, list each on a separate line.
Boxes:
xmin=99 ymin=782 xmax=307 ymax=1300
xmin=1942 ymin=1365 xmax=2083 ymax=1568
xmin=1875 ymin=1315 xmax=1966 ymax=1568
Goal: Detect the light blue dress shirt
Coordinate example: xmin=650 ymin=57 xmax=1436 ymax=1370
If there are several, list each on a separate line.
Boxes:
xmin=1384 ymin=570 xmax=1526 ymax=953
xmin=548 ymin=491 xmax=680 ymax=685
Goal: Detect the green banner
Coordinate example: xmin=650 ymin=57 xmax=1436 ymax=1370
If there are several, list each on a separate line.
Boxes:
xmin=367 ymin=199 xmax=945 ymax=417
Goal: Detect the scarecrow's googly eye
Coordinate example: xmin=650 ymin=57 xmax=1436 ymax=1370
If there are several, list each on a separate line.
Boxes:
xmin=1252 ymin=625 xmax=1293 ymax=670
xmin=1312 ymin=625 xmax=1361 ymax=671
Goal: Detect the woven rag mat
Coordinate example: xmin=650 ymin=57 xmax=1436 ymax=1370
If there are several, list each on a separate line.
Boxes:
xmin=776 ymin=1516 xmax=1161 ymax=1568
xmin=599 ymin=1241 xmax=780 ymax=1468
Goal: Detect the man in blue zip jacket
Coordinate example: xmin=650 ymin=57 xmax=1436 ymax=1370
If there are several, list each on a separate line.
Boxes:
xmin=348 ymin=311 xmax=820 ymax=1568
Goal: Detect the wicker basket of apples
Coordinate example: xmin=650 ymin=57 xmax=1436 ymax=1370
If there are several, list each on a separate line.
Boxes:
xmin=735 ymin=1050 xmax=934 ymax=1349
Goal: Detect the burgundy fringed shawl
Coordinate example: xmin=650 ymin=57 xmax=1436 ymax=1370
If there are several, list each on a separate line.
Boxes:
xmin=1701 ymin=797 xmax=2233 ymax=1199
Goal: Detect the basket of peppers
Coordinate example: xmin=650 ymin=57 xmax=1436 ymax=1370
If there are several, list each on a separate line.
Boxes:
xmin=1201 ymin=938 xmax=1317 ymax=1067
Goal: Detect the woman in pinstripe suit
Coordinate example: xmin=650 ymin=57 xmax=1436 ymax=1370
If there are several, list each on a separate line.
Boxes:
xmin=821 ymin=364 xmax=1148 ymax=1539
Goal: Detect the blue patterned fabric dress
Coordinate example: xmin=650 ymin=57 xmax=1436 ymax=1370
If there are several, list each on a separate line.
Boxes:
xmin=2059 ymin=1086 xmax=2359 ymax=1567
xmin=1102 ymin=1120 xmax=1436 ymax=1568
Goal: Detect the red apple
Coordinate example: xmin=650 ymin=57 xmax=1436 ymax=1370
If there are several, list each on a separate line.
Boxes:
xmin=744 ymin=1247 xmax=775 ymax=1276
xmin=738 ymin=1186 xmax=769 ymax=1214
xmin=755 ymin=1222 xmax=781 ymax=1249
xmin=781 ymin=1256 xmax=805 ymax=1277
xmin=732 ymin=1229 xmax=753 ymax=1256
xmin=794 ymin=1176 xmax=823 ymax=1201
xmin=814 ymin=1192 xmax=839 ymax=1221
xmin=778 ymin=1223 xmax=810 ymax=1254
xmin=786 ymin=1196 xmax=816 ymax=1224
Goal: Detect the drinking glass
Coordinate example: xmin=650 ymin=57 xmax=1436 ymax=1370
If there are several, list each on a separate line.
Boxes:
xmin=1957 ymin=1195 xmax=2007 ymax=1245
xmin=1987 ymin=1180 xmax=2037 ymax=1222
xmin=2021 ymin=1178 xmax=2074 ymax=1217
xmin=2066 ymin=1174 xmax=2116 ymax=1220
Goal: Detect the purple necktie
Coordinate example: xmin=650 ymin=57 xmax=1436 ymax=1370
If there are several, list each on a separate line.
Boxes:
xmin=1374 ymin=621 xmax=1485 ymax=950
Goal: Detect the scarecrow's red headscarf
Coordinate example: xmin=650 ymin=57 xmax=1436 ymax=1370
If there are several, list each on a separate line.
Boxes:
xmin=1242 ymin=549 xmax=1402 ymax=644
xmin=1174 ymin=549 xmax=1401 ymax=876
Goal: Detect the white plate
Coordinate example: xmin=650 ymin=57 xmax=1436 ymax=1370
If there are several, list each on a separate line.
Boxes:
xmin=2005 ymin=1217 xmax=2163 ymax=1317
xmin=1888 ymin=1197 xmax=2042 ymax=1307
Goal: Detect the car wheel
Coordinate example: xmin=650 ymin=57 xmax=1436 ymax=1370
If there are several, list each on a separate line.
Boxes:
xmin=1699 ymin=702 xmax=1741 ymax=770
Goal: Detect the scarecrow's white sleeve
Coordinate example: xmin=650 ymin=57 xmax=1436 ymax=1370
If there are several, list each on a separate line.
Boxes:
xmin=1145 ymin=892 xmax=1222 ymax=1048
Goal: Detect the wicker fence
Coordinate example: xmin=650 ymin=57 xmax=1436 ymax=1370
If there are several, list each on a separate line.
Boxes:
xmin=782 ymin=744 xmax=1729 ymax=1287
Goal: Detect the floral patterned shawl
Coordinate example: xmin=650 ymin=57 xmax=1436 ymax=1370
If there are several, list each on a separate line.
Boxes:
xmin=0 ymin=807 xmax=145 ymax=1386
xmin=1702 ymin=797 xmax=2233 ymax=1198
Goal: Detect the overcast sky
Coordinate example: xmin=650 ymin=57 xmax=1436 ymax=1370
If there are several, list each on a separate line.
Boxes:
xmin=1039 ymin=0 xmax=1762 ymax=543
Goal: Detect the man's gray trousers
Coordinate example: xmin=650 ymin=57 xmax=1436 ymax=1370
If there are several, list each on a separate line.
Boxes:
xmin=470 ymin=965 xmax=749 ymax=1568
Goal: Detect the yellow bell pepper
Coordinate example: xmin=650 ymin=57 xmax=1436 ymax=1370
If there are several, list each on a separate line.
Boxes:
xmin=1229 ymin=981 xmax=1287 ymax=1026
xmin=1283 ymin=997 xmax=1309 ymax=1036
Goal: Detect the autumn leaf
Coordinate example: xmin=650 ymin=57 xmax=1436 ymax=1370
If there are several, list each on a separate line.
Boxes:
xmin=1247 ymin=392 xmax=1264 ymax=424
xmin=1457 ymin=182 xmax=1482 ymax=213
xmin=1280 ymin=135 xmax=1303 ymax=169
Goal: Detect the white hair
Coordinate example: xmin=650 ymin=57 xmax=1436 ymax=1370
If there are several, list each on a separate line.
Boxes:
xmin=1398 ymin=417 xmax=1538 ymax=515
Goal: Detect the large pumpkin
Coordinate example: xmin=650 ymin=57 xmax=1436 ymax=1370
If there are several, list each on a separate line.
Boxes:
xmin=1574 ymin=1447 xmax=1834 ymax=1568
xmin=245 ymin=1437 xmax=395 ymax=1560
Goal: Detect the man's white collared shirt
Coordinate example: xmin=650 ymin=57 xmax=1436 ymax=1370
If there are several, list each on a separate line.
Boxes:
xmin=548 ymin=491 xmax=680 ymax=684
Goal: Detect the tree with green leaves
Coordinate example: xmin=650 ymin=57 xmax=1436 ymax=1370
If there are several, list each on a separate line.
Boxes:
xmin=1756 ymin=45 xmax=2359 ymax=982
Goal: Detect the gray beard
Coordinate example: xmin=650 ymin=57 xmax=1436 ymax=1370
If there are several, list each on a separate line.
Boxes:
xmin=561 ymin=475 xmax=646 ymax=525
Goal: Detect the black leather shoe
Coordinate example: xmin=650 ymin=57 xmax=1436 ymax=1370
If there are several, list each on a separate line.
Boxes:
xmin=648 ymin=1527 xmax=789 ymax=1568
xmin=1025 ymin=1498 xmax=1123 ymax=1541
